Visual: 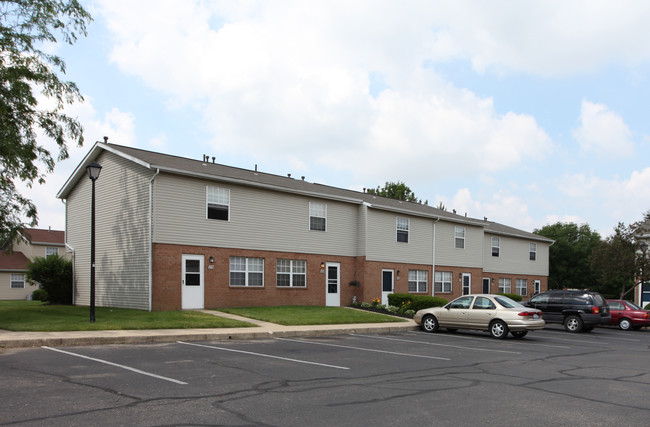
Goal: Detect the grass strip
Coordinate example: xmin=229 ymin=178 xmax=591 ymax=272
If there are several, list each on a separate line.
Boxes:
xmin=0 ymin=301 xmax=253 ymax=332
xmin=216 ymin=305 xmax=408 ymax=326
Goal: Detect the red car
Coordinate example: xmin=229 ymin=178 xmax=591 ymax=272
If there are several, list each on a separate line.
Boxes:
xmin=607 ymin=300 xmax=650 ymax=330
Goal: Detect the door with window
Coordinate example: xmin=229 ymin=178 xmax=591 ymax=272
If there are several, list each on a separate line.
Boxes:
xmin=182 ymin=254 xmax=204 ymax=309
xmin=325 ymin=262 xmax=340 ymax=306
xmin=462 ymin=273 xmax=471 ymax=295
xmin=382 ymin=269 xmax=394 ymax=305
xmin=482 ymin=278 xmax=490 ymax=294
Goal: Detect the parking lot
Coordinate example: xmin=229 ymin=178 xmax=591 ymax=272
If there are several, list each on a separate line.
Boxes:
xmin=2 ymin=326 xmax=649 ymax=426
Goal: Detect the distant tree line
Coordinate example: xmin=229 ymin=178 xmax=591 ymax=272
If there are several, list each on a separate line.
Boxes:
xmin=535 ymin=211 xmax=650 ymax=299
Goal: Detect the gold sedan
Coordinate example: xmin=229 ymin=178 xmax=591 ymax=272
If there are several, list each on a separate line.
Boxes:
xmin=414 ymin=294 xmax=545 ymax=339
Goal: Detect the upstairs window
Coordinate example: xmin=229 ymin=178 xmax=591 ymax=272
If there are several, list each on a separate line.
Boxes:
xmin=230 ymin=257 xmax=263 ymax=287
xmin=396 ymin=217 xmax=409 ymax=243
xmin=46 ymin=247 xmax=59 ymax=257
xmin=455 ymin=226 xmax=465 ymax=249
xmin=529 ymin=243 xmax=537 ymax=261
xmin=277 ymin=259 xmax=307 ymax=287
xmin=491 ymin=237 xmax=500 ymax=257
xmin=207 ymin=186 xmax=230 ymax=221
xmin=309 ymin=202 xmax=327 ymax=231
xmin=408 ymin=270 xmax=427 ymax=293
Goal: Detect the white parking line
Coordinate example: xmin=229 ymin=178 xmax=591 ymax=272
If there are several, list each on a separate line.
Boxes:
xmin=276 ymin=337 xmax=451 ymax=360
xmin=178 ymin=341 xmax=350 ymax=370
xmin=353 ymin=334 xmax=522 ymax=354
xmin=42 ymin=346 xmax=187 ymax=385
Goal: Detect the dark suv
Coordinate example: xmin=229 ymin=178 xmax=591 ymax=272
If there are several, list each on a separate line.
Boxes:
xmin=523 ymin=289 xmax=611 ymax=332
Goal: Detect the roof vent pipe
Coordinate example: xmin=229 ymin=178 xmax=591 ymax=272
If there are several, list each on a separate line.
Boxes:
xmin=301 ymin=176 xmax=305 ymax=181
xmin=255 ymin=164 xmax=258 ymax=172
xmin=103 ymin=136 xmax=109 ymax=144
xmin=212 ymin=156 xmax=215 ymax=163
xmin=287 ymin=173 xmax=291 ymax=178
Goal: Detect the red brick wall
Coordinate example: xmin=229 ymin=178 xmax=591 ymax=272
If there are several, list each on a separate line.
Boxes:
xmin=151 ymin=243 xmax=549 ymax=310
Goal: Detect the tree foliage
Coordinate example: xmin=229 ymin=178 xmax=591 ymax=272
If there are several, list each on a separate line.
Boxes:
xmin=367 ymin=181 xmax=426 ymax=204
xmin=589 ymin=222 xmax=637 ymax=298
xmin=1 ymin=0 xmax=91 ymax=246
xmin=534 ymin=222 xmax=602 ymax=290
xmin=26 ymin=254 xmax=72 ymax=304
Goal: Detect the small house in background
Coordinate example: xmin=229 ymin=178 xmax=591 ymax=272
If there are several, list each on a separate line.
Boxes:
xmin=0 ymin=228 xmax=68 ymax=300
xmin=58 ymin=141 xmax=553 ymax=311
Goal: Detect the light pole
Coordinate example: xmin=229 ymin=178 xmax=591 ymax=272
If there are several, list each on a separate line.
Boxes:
xmin=86 ymin=162 xmax=102 ymax=322
xmin=640 ymin=242 xmax=648 ymax=306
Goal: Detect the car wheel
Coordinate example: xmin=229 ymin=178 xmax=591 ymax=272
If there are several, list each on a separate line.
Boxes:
xmin=421 ymin=314 xmax=439 ymax=333
xmin=511 ymin=331 xmax=528 ymax=339
xmin=489 ymin=320 xmax=509 ymax=339
xmin=564 ymin=315 xmax=583 ymax=332
xmin=618 ymin=318 xmax=632 ymax=331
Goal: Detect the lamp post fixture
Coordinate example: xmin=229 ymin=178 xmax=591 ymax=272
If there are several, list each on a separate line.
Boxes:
xmin=86 ymin=161 xmax=102 ymax=322
xmin=640 ymin=242 xmax=648 ymax=306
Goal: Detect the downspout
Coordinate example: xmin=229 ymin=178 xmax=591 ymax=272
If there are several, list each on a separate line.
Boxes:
xmin=432 ymin=217 xmax=440 ymax=296
xmin=148 ymin=168 xmax=160 ymax=312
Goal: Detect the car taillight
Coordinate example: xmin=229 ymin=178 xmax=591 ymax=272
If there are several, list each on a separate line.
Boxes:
xmin=518 ymin=311 xmax=542 ymax=317
xmin=591 ymin=307 xmax=600 ymax=314
xmin=644 ymin=313 xmax=649 ymax=319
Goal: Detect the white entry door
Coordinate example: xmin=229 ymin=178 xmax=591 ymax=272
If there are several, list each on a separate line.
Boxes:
xmin=325 ymin=262 xmax=340 ymax=307
xmin=182 ymin=254 xmax=204 ymax=309
xmin=382 ymin=269 xmax=394 ymax=305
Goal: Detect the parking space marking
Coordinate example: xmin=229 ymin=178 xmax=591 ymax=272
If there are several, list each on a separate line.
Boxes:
xmin=406 ymin=331 xmax=570 ymax=349
xmin=353 ymin=334 xmax=521 ymax=354
xmin=276 ymin=337 xmax=451 ymax=360
xmin=42 ymin=346 xmax=187 ymax=385
xmin=177 ymin=341 xmax=350 ymax=370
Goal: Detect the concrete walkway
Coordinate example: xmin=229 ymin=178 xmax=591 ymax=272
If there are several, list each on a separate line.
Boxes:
xmin=0 ymin=310 xmax=418 ymax=349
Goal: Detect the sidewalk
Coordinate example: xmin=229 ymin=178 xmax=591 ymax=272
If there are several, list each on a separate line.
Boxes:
xmin=0 ymin=310 xmax=418 ymax=349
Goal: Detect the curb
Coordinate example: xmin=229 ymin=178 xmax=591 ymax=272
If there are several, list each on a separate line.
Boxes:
xmin=0 ymin=323 xmax=418 ymax=349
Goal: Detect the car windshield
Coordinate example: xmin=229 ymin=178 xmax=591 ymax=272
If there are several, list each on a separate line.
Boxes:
xmin=494 ymin=296 xmax=525 ymax=309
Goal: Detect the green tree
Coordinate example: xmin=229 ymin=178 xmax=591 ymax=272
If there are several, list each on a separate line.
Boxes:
xmin=26 ymin=254 xmax=72 ymax=304
xmin=534 ymin=222 xmax=602 ymax=290
xmin=589 ymin=222 xmax=637 ymax=298
xmin=1 ymin=0 xmax=91 ymax=247
xmin=367 ymin=181 xmax=424 ymax=203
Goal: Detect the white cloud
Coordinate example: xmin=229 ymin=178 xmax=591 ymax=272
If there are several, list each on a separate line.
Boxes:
xmin=573 ymin=100 xmax=634 ymax=156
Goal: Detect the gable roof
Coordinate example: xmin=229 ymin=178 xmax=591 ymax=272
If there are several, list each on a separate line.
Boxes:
xmin=58 ymin=141 xmax=553 ymax=243
xmin=20 ymin=228 xmax=65 ymax=246
xmin=0 ymin=251 xmax=30 ymax=271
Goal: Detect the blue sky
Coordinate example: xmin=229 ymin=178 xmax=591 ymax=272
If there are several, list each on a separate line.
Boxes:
xmin=22 ymin=0 xmax=650 ymax=237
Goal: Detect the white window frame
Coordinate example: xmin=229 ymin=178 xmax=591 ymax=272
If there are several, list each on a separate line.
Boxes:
xmin=455 ymin=226 xmax=465 ymax=249
xmin=434 ymin=271 xmax=452 ymax=293
xmin=10 ymin=274 xmax=25 ymax=289
xmin=498 ymin=278 xmax=511 ymax=294
xmin=534 ymin=280 xmax=541 ymax=295
xmin=529 ymin=243 xmax=537 ymax=261
xmin=276 ymin=259 xmax=307 ymax=287
xmin=396 ymin=217 xmax=409 ymax=243
xmin=309 ymin=202 xmax=327 ymax=231
xmin=46 ymin=247 xmax=59 ymax=257
xmin=516 ymin=279 xmax=527 ymax=296
xmin=229 ymin=256 xmax=264 ymax=287
xmin=408 ymin=270 xmax=427 ymax=293
xmin=207 ymin=186 xmax=230 ymax=221
xmin=491 ymin=237 xmax=500 ymax=257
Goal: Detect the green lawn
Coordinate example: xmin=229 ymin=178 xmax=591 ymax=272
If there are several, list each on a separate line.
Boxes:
xmin=217 ymin=305 xmax=408 ymax=326
xmin=0 ymin=301 xmax=254 ymax=332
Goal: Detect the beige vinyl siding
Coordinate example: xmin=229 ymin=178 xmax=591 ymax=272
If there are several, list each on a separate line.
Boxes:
xmin=0 ymin=272 xmax=34 ymax=300
xmin=365 ymin=209 xmax=433 ymax=264
xmin=153 ymin=173 xmax=359 ymax=256
xmin=434 ymin=221 xmax=483 ymax=268
xmin=65 ymin=151 xmax=151 ymax=310
xmin=483 ymin=234 xmax=550 ymax=275
xmin=357 ymin=204 xmax=368 ymax=257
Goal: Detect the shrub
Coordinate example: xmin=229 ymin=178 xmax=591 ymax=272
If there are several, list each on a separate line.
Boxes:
xmin=496 ymin=293 xmax=523 ymax=302
xmin=26 ymin=255 xmax=73 ymax=305
xmin=645 ymin=303 xmax=650 ymax=310
xmin=31 ymin=289 xmax=48 ymax=302
xmin=388 ymin=293 xmax=448 ymax=312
